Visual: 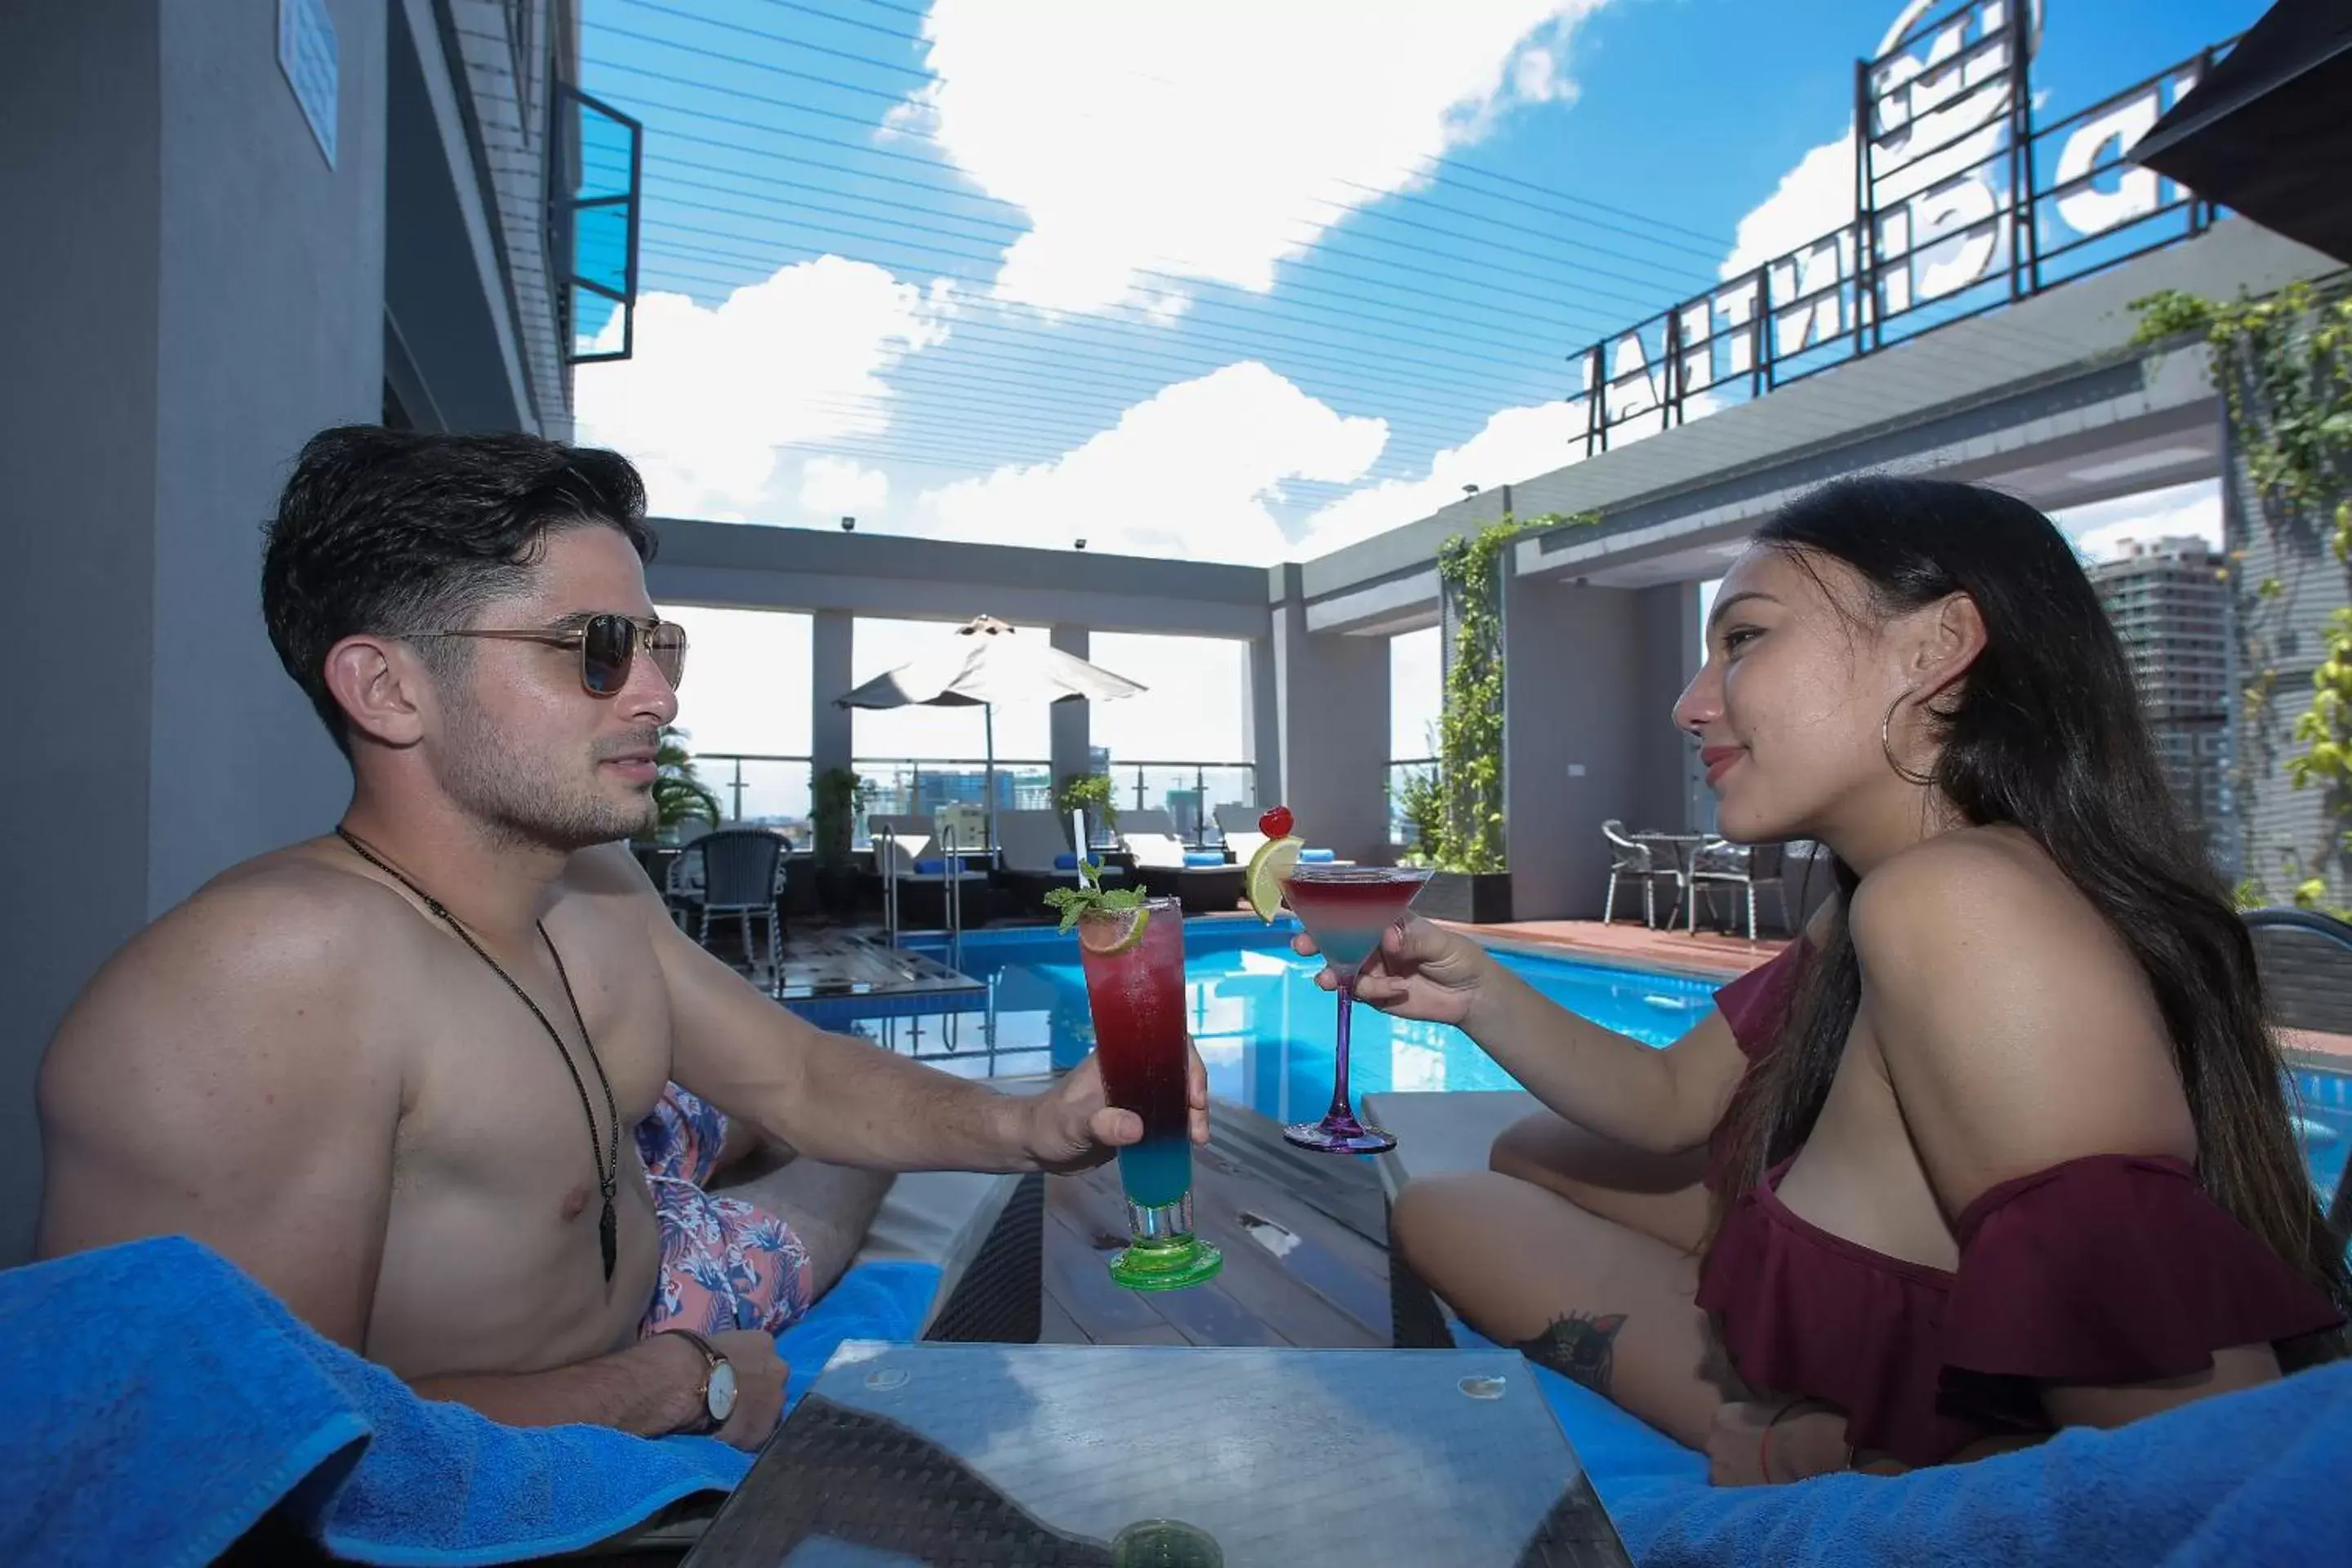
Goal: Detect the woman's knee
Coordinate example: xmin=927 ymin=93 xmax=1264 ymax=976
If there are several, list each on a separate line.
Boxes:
xmin=1489 ymin=1110 xmax=1571 ymax=1183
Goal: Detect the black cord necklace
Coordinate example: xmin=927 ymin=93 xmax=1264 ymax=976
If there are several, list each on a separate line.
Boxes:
xmin=336 ymin=826 xmax=623 ymax=1281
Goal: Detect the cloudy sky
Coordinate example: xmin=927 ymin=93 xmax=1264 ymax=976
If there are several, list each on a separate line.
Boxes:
xmin=567 ymin=0 xmax=2258 ymax=768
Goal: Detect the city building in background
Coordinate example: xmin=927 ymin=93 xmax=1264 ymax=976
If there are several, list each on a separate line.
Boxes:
xmin=2091 ymin=537 xmax=2231 ymax=857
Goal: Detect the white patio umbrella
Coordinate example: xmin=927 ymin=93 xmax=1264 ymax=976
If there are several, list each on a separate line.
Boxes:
xmin=833 ymin=616 xmax=1146 ymax=845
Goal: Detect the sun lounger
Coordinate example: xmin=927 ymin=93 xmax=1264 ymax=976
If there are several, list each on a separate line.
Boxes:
xmin=1120 ymin=808 xmax=1247 ymax=914
xmin=1211 ymin=803 xmax=1356 ymax=868
xmin=991 ymin=808 xmax=1125 ymax=914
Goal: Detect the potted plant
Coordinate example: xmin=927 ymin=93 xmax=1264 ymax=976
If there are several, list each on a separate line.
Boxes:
xmin=1053 ymin=771 xmax=1119 ymax=853
xmin=812 ymin=767 xmax=871 ymax=918
xmin=652 ymin=727 xmax=721 ymax=840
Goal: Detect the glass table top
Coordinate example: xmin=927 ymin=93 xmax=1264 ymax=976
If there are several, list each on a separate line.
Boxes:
xmin=684 ymin=1341 xmax=1630 ymax=1568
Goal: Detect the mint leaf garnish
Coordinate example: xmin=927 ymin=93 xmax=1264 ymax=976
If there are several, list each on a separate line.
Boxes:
xmin=1041 ymin=858 xmax=1144 ymax=933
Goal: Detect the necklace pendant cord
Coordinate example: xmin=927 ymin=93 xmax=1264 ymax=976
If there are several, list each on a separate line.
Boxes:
xmin=335 ymin=826 xmax=625 ymax=1283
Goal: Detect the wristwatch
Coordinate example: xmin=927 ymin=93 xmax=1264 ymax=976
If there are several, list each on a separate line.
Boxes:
xmin=666 ymin=1329 xmax=737 ymax=1435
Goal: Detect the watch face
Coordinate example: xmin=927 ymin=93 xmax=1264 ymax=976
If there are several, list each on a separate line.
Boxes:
xmin=708 ymin=1358 xmax=738 ymax=1423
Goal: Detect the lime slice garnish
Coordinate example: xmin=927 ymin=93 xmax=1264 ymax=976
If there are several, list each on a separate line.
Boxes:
xmin=1076 ymin=902 xmax=1150 ymax=956
xmin=1245 ymin=835 xmax=1304 ymax=923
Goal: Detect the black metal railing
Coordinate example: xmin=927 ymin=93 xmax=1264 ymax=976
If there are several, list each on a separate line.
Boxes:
xmin=1572 ymin=10 xmax=2231 ymax=458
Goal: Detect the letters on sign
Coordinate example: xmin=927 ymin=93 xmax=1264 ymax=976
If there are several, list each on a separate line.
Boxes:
xmin=1577 ymin=0 xmax=2203 ymax=450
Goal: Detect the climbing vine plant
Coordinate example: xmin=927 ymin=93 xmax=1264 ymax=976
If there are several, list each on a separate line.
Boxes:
xmin=1428 ymin=511 xmax=1598 ymax=873
xmin=2135 ymin=283 xmax=2352 ymax=915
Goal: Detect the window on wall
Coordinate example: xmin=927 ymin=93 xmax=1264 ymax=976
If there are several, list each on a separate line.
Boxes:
xmin=1388 ymin=626 xmax=1441 ymax=847
xmin=654 ymin=606 xmax=812 ymax=829
xmin=1090 ymin=632 xmax=1252 ymax=844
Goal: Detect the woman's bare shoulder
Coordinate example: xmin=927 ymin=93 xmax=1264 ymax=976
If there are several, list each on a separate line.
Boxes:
xmin=1847 ymin=826 xmax=2196 ymax=1187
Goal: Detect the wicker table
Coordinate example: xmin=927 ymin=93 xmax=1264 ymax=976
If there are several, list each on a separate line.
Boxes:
xmin=682 ymin=1341 xmax=1633 ymax=1567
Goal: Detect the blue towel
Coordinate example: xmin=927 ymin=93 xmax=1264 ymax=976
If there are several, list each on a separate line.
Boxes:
xmin=1298 ymin=848 xmax=1338 ymax=862
xmin=0 ymin=1236 xmax=753 ymax=1566
xmin=912 ymin=856 xmax=967 ymax=875
xmin=1613 ymin=1361 xmax=2352 ymax=1566
xmin=1458 ymin=1323 xmax=2352 ymax=1566
xmin=1183 ymin=852 xmax=1226 ymax=867
xmin=1051 ymin=853 xmax=1106 ymax=871
xmin=773 ymin=1260 xmax=940 ymax=1411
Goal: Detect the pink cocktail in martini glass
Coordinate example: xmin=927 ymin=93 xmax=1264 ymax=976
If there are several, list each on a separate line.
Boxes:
xmin=1280 ymin=864 xmax=1432 ymax=1153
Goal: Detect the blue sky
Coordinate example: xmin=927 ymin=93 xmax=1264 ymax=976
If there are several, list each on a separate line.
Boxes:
xmin=572 ymin=0 xmax=2261 ymax=569
xmin=570 ymin=0 xmax=2262 ymax=764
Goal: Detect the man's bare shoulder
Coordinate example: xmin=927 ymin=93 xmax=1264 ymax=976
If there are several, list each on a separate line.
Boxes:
xmin=47 ymin=842 xmax=427 ymax=1084
xmin=557 ymin=840 xmax=664 ymax=903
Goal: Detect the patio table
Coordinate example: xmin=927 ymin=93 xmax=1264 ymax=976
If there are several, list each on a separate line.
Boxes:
xmin=681 ymin=1341 xmax=1633 ymax=1566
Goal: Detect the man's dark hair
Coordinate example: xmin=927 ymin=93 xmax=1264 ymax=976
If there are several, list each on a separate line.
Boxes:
xmin=261 ymin=426 xmax=657 ymax=755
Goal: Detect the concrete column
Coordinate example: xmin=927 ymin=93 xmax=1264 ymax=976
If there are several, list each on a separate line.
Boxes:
xmin=1246 ymin=631 xmax=1282 ymax=809
xmin=1272 ymin=570 xmax=1390 ymax=862
xmin=0 ymin=0 xmax=388 ymax=1265
xmin=1501 ymin=575 xmax=1646 ymax=920
xmin=1049 ymin=624 xmax=1092 ymax=789
xmin=811 ymin=609 xmax=854 ymax=783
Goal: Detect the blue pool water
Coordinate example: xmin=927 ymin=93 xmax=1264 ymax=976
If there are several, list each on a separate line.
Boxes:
xmin=884 ymin=922 xmax=2350 ymax=1199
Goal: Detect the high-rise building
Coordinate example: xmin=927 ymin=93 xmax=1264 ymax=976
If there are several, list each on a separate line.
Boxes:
xmin=2090 ymin=537 xmax=2230 ymax=853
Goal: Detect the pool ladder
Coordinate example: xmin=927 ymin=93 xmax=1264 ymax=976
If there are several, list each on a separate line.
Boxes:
xmin=877 ymin=822 xmax=966 ymax=973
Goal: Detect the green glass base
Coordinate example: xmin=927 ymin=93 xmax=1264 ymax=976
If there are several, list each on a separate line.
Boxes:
xmin=1108 ymin=1233 xmax=1223 ymax=1292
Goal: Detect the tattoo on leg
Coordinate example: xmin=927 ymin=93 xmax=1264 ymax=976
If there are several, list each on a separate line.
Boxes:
xmin=1513 ymin=1312 xmax=1628 ymax=1397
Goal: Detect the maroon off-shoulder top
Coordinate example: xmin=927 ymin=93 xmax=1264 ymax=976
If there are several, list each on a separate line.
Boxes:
xmin=1695 ymin=942 xmax=2344 ymax=1466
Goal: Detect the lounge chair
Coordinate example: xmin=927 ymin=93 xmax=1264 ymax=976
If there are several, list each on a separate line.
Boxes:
xmin=1211 ymin=804 xmax=1355 ymax=867
xmin=991 ymin=809 xmax=1125 ymax=914
xmin=2245 ymin=907 xmax=2352 ymax=1239
xmin=1120 ymin=808 xmax=1247 ymax=914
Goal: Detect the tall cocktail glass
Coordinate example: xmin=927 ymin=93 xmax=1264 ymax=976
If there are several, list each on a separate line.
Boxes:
xmin=1279 ymin=865 xmax=1432 ymax=1153
xmin=1076 ymin=897 xmax=1223 ymax=1291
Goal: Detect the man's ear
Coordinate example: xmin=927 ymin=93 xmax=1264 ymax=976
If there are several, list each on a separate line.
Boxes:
xmin=323 ymin=635 xmax=430 ymax=750
xmin=1911 ymin=591 xmax=1988 ymax=707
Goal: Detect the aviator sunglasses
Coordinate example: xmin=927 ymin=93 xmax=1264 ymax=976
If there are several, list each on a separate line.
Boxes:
xmin=400 ymin=613 xmax=688 ymax=697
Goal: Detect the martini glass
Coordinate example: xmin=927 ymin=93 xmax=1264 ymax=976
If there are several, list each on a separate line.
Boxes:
xmin=1075 ymin=897 xmax=1223 ymax=1291
xmin=1280 ymin=864 xmax=1432 ymax=1153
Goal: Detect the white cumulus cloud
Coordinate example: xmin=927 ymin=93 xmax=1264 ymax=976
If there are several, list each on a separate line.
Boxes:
xmin=2051 ymin=479 xmax=2222 ymax=564
xmin=574 ymin=257 xmax=951 ymax=519
xmin=1294 ymin=399 xmax=1587 ymax=559
xmin=911 ymin=361 xmax=1387 ymax=564
xmin=797 ymin=456 xmax=891 ymax=520
xmin=908 ymin=0 xmax=1611 ymax=314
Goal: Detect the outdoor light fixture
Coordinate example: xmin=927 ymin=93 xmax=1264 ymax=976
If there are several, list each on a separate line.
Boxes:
xmin=840 ymin=516 xmax=856 ymax=532
xmin=1462 ymin=483 xmax=1480 ymax=496
xmin=1075 ymin=538 xmax=1088 ymax=550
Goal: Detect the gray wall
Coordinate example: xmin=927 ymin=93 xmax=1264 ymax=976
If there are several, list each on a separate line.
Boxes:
xmin=0 ymin=0 xmax=384 ymax=1264
xmin=1270 ymin=572 xmax=1390 ymax=864
xmin=149 ymin=0 xmax=385 ymax=913
xmin=1502 ymin=578 xmax=1646 ymax=920
xmin=2 ymin=0 xmax=168 ymax=1269
xmin=1631 ymin=582 xmax=1699 ymax=834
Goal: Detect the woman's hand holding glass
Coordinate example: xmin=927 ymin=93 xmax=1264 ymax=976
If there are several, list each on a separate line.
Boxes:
xmin=1290 ymin=916 xmax=1495 ymax=1027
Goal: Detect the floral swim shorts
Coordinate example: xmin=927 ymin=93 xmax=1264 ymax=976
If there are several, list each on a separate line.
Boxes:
xmin=634 ymin=1081 xmax=814 ymax=1339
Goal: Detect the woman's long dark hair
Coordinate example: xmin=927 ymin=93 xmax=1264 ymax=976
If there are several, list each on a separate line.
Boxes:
xmin=1710 ymin=475 xmax=2350 ymax=1340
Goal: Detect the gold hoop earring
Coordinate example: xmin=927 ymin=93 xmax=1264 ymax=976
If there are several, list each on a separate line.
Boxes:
xmin=1881 ymin=693 xmax=1936 ymax=786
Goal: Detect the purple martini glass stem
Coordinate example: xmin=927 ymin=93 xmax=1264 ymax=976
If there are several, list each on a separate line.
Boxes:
xmin=1326 ymin=971 xmax=1356 ymax=1125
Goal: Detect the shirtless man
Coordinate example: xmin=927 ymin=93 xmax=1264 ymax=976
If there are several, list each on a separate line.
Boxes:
xmin=35 ymin=426 xmax=1205 ymax=1450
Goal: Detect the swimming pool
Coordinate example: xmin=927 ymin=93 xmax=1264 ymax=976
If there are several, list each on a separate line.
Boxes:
xmin=883 ymin=923 xmax=2348 ymax=1198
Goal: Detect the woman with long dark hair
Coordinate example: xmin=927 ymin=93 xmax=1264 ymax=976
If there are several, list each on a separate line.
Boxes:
xmin=1335 ymin=476 xmax=2346 ymax=1482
